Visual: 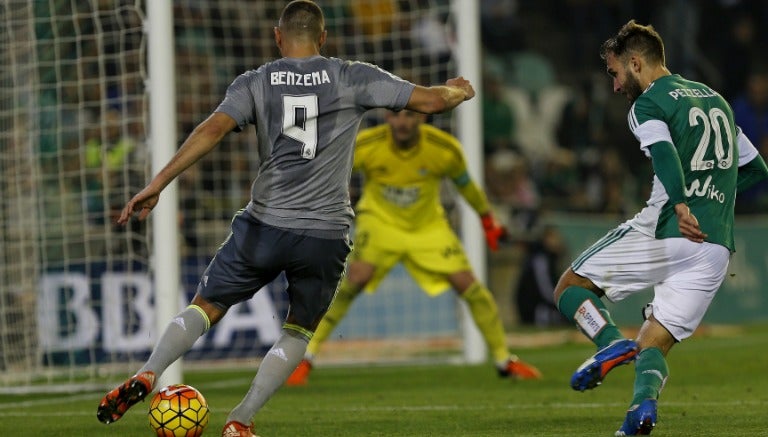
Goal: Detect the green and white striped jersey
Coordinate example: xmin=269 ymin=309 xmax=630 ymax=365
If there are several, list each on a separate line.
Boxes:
xmin=626 ymin=74 xmax=759 ymax=251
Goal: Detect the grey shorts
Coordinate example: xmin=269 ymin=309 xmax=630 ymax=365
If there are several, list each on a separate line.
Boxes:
xmin=197 ymin=210 xmax=351 ymax=328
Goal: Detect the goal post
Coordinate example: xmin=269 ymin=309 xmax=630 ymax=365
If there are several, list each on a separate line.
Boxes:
xmin=146 ymin=0 xmax=182 ymax=390
xmin=0 ymin=0 xmax=487 ymax=393
xmin=452 ymin=0 xmax=487 ymax=364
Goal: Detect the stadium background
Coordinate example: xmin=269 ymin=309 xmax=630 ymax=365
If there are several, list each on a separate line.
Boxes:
xmin=1 ymin=0 xmax=767 ymax=391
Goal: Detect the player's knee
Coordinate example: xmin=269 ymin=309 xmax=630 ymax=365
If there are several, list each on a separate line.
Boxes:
xmin=190 ymin=293 xmax=227 ymax=326
xmin=553 ymin=268 xmax=576 ymax=302
xmin=553 ymin=268 xmax=601 ymax=303
xmin=286 ymin=312 xmax=316 ymax=333
xmin=344 ymin=262 xmax=374 ymax=290
xmin=448 ymin=271 xmax=476 ymax=293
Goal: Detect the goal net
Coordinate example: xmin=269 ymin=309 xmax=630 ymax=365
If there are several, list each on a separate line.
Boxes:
xmin=0 ymin=0 xmax=467 ymax=393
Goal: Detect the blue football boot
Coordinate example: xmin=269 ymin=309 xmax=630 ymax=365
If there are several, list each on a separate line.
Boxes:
xmin=615 ymin=399 xmax=657 ymax=435
xmin=571 ymin=339 xmax=638 ymax=391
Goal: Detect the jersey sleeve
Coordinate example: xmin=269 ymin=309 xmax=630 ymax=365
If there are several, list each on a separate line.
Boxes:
xmin=214 ymin=70 xmax=259 ymax=131
xmin=435 ymin=132 xmax=468 ymax=182
xmin=628 ymin=97 xmax=673 ymax=158
xmin=442 ymin=135 xmax=492 ymax=213
xmin=736 ymin=127 xmax=760 ymax=167
xmin=649 ymin=141 xmax=686 ymax=205
xmin=630 ymin=96 xmax=688 ymax=204
xmin=735 ymin=127 xmax=768 ymax=193
xmin=342 ymin=61 xmax=415 ymax=111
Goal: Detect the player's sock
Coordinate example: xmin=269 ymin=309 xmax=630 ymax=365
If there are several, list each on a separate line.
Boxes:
xmin=138 ymin=305 xmax=210 ymax=377
xmin=305 ymin=278 xmax=360 ymax=357
xmin=557 ymin=285 xmax=623 ymax=348
xmin=460 ymin=282 xmax=509 ymax=364
xmin=227 ymin=327 xmax=309 ymax=425
xmin=630 ymin=347 xmax=668 ymax=405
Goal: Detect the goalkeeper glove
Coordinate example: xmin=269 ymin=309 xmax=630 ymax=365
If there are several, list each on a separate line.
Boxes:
xmin=481 ymin=213 xmax=506 ymax=251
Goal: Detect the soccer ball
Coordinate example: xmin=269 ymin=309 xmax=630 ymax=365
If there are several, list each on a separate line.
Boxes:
xmin=148 ymin=384 xmax=210 ymax=437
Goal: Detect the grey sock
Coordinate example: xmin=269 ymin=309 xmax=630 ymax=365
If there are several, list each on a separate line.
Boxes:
xmin=138 ymin=306 xmax=209 ymax=380
xmin=227 ymin=329 xmax=309 ymax=424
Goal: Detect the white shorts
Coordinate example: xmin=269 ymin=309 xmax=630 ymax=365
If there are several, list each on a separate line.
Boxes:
xmin=572 ymin=225 xmax=730 ymax=341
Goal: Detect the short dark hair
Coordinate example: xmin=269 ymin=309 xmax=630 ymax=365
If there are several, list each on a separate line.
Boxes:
xmin=600 ymin=20 xmax=665 ymax=66
xmin=279 ymin=0 xmax=324 ymax=41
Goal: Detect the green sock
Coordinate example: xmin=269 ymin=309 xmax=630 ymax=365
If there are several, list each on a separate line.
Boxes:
xmin=557 ymin=285 xmax=623 ymax=348
xmin=631 ymin=347 xmax=668 ymax=406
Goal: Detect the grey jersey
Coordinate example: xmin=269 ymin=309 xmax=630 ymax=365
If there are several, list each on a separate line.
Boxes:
xmin=215 ymin=56 xmax=414 ymax=233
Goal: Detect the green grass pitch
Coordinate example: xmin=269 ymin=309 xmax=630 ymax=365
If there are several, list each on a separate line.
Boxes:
xmin=2 ymin=324 xmax=766 ymax=436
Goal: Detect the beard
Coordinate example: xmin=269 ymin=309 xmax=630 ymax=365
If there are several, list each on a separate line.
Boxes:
xmin=624 ymin=73 xmax=644 ymax=102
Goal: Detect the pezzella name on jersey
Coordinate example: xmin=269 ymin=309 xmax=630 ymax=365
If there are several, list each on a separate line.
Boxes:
xmin=685 ymin=175 xmax=726 ymax=203
xmin=270 ymin=69 xmax=331 ymax=86
xmin=667 ymin=86 xmax=719 ymax=100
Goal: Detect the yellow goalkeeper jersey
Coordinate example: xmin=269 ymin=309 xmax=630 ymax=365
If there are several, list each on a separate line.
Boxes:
xmin=353 ymin=123 xmax=470 ymax=231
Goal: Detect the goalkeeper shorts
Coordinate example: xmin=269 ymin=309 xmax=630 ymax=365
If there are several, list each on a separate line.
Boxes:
xmin=351 ymin=212 xmax=472 ymax=296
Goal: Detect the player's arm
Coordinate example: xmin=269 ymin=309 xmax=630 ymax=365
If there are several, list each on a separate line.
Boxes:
xmin=738 ymin=156 xmax=768 ymax=193
xmin=405 ymin=77 xmax=475 ymax=114
xmin=452 ymin=171 xmax=505 ymax=251
xmin=648 ymin=140 xmax=707 ymax=243
xmin=735 ymin=130 xmax=768 ymax=193
xmin=453 ymin=172 xmax=491 ymax=215
xmin=117 ymin=112 xmax=237 ymax=224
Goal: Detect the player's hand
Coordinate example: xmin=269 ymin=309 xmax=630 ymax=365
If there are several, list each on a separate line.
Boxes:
xmin=117 ymin=186 xmax=161 ymax=225
xmin=445 ymin=76 xmax=475 ymax=101
xmin=481 ymin=213 xmax=506 ymax=251
xmin=674 ymin=203 xmax=707 ymax=243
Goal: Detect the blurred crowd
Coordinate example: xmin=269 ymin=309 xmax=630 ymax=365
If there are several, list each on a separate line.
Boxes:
xmin=481 ymin=0 xmax=768 ymax=232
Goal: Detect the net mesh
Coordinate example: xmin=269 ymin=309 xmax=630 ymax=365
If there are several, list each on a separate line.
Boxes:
xmin=0 ymin=0 xmax=462 ymax=391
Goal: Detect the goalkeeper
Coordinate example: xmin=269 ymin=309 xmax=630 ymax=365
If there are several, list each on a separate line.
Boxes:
xmin=287 ymin=109 xmax=542 ymax=386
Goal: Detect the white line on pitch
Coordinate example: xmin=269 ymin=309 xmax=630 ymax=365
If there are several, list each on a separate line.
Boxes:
xmin=0 ymin=399 xmax=764 ymax=416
